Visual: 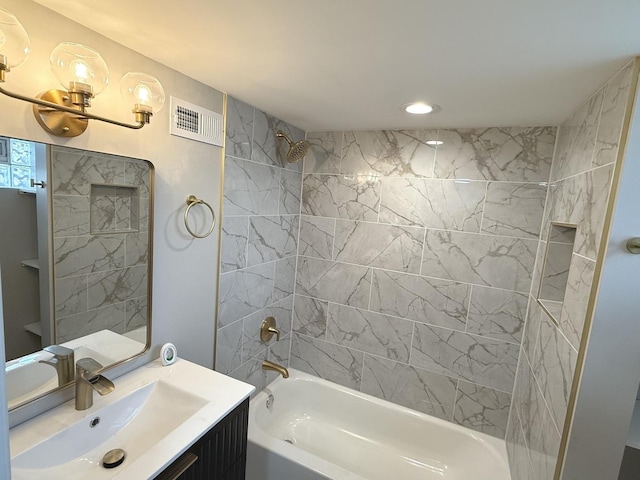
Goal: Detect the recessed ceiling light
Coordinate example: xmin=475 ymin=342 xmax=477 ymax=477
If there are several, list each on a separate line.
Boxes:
xmin=402 ymin=102 xmax=440 ymax=115
xmin=426 ymin=140 xmax=443 ymax=146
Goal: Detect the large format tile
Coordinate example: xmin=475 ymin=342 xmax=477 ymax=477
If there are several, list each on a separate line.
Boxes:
xmin=298 ymin=215 xmax=335 ymax=260
xmin=290 ymin=333 xmax=364 ymax=390
xmin=341 ymin=130 xmax=437 ymax=177
xmin=53 ymin=196 xmax=90 ymax=237
xmin=522 ymin=296 xmax=542 ymax=363
xmin=54 ymin=235 xmax=125 ymax=278
xmin=225 ymin=96 xmax=254 ymax=161
xmin=379 ymin=177 xmax=485 ymax=231
xmin=302 ymin=174 xmax=381 ymax=221
xmin=434 ymin=127 xmax=555 ymax=182
xmin=293 ymin=294 xmax=328 ymax=338
xmin=594 ymin=62 xmax=633 ymax=167
xmin=51 ymin=148 xmax=125 ymax=195
xmin=559 ymin=254 xmax=595 ymax=350
xmin=453 ymin=380 xmax=512 ymax=438
xmin=482 ymin=182 xmax=547 ymax=239
xmin=55 ymin=276 xmax=88 ymax=317
xmin=279 ymin=169 xmax=302 ymax=215
xmin=361 ymin=355 xmax=457 ymax=420
xmin=370 ymin=270 xmax=469 ymax=330
xmin=218 ymin=263 xmax=274 ymax=327
xmin=421 ymin=230 xmax=537 ymax=292
xmin=248 ymin=215 xmax=299 ymax=266
xmin=86 ymin=265 xmax=147 ymax=310
xmin=532 ymin=313 xmax=578 ymax=431
xmin=223 ymin=156 xmax=280 ymax=216
xmin=215 ymin=320 xmax=243 ymax=374
xmin=273 ymin=255 xmax=296 ymax=302
xmin=326 ymin=304 xmax=413 ymax=362
xmin=551 ymin=90 xmax=604 ymax=181
xmin=296 ymin=257 xmax=371 ymax=308
xmin=333 ymin=220 xmax=424 ymax=273
xmin=411 ymin=323 xmax=519 ymax=392
xmin=220 ymin=216 xmax=248 ymax=273
xmin=304 ymin=131 xmax=342 ymax=174
xmin=467 ymin=286 xmax=528 ymax=343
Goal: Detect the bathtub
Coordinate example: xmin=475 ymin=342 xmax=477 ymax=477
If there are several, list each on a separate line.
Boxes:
xmin=246 ymin=369 xmax=511 ymax=480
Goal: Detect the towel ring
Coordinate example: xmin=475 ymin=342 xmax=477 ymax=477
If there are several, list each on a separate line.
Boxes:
xmin=184 ymin=195 xmax=215 ymax=239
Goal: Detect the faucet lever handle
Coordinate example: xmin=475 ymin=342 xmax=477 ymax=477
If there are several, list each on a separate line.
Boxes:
xmin=260 ymin=316 xmax=281 ymax=342
xmin=43 ymin=344 xmax=74 ymax=359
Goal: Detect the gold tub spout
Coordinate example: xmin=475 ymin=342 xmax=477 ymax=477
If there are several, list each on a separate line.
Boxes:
xmin=262 ymin=360 xmax=289 ymax=378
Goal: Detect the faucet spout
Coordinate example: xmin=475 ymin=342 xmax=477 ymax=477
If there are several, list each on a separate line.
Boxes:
xmin=39 ymin=345 xmax=75 ymax=387
xmin=262 ymin=360 xmax=289 ymax=378
xmin=75 ymin=358 xmax=115 ymax=411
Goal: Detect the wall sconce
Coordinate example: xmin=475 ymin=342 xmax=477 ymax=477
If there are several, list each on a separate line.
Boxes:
xmin=0 ymin=8 xmax=165 ymax=137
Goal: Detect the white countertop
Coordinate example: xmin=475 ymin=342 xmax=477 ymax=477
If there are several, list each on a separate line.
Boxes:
xmin=10 ymin=357 xmax=254 ymax=479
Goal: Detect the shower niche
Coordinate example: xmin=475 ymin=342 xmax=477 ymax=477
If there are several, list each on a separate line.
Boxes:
xmin=537 ymin=223 xmax=578 ymax=325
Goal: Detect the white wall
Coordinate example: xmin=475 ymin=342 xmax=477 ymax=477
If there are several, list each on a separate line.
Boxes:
xmin=0 ymin=268 xmax=11 ymax=479
xmin=0 ymin=0 xmax=224 ymax=369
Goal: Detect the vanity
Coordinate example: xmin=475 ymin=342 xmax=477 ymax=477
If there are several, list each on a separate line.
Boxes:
xmin=2 ymin=137 xmax=254 ymax=478
xmin=9 ymin=357 xmax=254 ymax=479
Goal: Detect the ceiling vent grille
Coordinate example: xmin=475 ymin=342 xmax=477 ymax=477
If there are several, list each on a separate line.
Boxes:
xmin=170 ymin=96 xmax=223 ymax=146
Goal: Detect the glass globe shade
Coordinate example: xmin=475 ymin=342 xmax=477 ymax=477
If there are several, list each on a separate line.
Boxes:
xmin=120 ymin=72 xmax=165 ymax=113
xmin=0 ymin=8 xmax=30 ymax=69
xmin=50 ymin=42 xmax=109 ymax=96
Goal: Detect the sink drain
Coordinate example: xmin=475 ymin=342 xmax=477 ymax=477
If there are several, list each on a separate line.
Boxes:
xmin=284 ymin=438 xmax=295 ymax=445
xmin=102 ymin=448 xmax=126 ymax=469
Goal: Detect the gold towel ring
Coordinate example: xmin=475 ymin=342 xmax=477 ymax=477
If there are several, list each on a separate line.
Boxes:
xmin=184 ymin=195 xmax=215 ymax=239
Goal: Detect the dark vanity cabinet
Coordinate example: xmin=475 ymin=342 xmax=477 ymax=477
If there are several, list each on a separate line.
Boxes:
xmin=156 ymin=398 xmax=249 ymax=480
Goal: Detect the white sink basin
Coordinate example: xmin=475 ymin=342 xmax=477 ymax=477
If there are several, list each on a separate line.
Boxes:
xmin=10 ymin=358 xmax=255 ymax=479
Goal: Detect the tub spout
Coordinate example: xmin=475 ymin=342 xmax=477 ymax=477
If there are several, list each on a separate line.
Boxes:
xmin=262 ymin=360 xmax=289 ymax=378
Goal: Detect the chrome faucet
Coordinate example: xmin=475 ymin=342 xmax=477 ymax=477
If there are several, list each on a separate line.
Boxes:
xmin=262 ymin=360 xmax=289 ymax=378
xmin=39 ymin=345 xmax=75 ymax=387
xmin=75 ymin=358 xmax=115 ymax=410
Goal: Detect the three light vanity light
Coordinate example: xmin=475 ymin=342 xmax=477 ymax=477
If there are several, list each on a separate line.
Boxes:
xmin=0 ymin=8 xmax=165 ymax=137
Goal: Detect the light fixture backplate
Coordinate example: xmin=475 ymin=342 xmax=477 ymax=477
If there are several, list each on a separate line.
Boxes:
xmin=33 ymin=89 xmax=88 ymax=137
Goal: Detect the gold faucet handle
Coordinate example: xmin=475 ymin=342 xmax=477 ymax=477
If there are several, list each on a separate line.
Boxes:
xmin=260 ymin=316 xmax=281 ymax=342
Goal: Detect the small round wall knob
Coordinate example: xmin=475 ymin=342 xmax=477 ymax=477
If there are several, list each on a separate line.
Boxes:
xmin=626 ymin=238 xmax=640 ymax=254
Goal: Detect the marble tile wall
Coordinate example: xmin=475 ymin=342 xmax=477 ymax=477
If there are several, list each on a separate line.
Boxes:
xmin=51 ymin=147 xmax=151 ymax=342
xmin=506 ymin=60 xmax=636 ymax=479
xmin=216 ymin=96 xmax=304 ymax=391
xmin=293 ymin=126 xmax=556 ymax=439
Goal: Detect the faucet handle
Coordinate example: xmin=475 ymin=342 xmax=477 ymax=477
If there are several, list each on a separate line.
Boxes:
xmin=260 ymin=316 xmax=281 ymax=342
xmin=43 ymin=345 xmax=74 ymax=359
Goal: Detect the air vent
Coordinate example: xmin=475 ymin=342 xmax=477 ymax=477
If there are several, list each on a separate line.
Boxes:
xmin=170 ymin=96 xmax=223 ymax=146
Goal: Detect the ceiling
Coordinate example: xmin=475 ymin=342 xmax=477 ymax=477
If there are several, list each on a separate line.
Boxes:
xmin=33 ymin=0 xmax=640 ymax=132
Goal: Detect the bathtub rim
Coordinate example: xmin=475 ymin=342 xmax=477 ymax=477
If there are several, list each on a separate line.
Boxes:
xmin=248 ymin=367 xmax=510 ymax=480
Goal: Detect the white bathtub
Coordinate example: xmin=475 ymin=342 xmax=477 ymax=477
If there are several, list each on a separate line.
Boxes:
xmin=247 ymin=369 xmax=511 ymax=480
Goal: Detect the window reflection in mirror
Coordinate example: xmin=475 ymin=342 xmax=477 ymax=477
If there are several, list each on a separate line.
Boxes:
xmin=537 ymin=223 xmax=577 ymax=325
xmin=1 ymin=137 xmax=152 ymax=410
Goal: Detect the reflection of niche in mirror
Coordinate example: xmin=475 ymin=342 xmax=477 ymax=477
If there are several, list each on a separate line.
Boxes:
xmin=51 ymin=146 xmax=151 ymax=343
xmin=537 ymin=223 xmax=578 ymax=325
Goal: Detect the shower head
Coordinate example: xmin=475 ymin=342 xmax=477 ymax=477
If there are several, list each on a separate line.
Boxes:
xmin=276 ymin=130 xmax=311 ymax=163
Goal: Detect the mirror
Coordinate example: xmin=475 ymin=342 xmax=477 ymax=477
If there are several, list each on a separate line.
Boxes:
xmin=1 ymin=137 xmax=153 ymax=410
xmin=537 ymin=222 xmax=577 ymax=325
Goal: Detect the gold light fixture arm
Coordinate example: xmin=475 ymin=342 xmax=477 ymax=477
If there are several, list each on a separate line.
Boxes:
xmin=0 ymin=84 xmax=148 ymax=137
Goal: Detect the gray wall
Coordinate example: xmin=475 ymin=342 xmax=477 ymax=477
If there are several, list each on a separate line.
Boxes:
xmin=506 ymin=60 xmax=636 ymax=479
xmin=0 ymin=188 xmax=41 ymax=359
xmin=215 ymin=96 xmax=303 ymax=390
xmin=292 ymin=127 xmax=555 ymax=438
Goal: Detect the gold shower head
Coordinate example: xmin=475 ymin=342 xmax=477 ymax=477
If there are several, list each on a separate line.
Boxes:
xmin=276 ymin=130 xmax=310 ymax=163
